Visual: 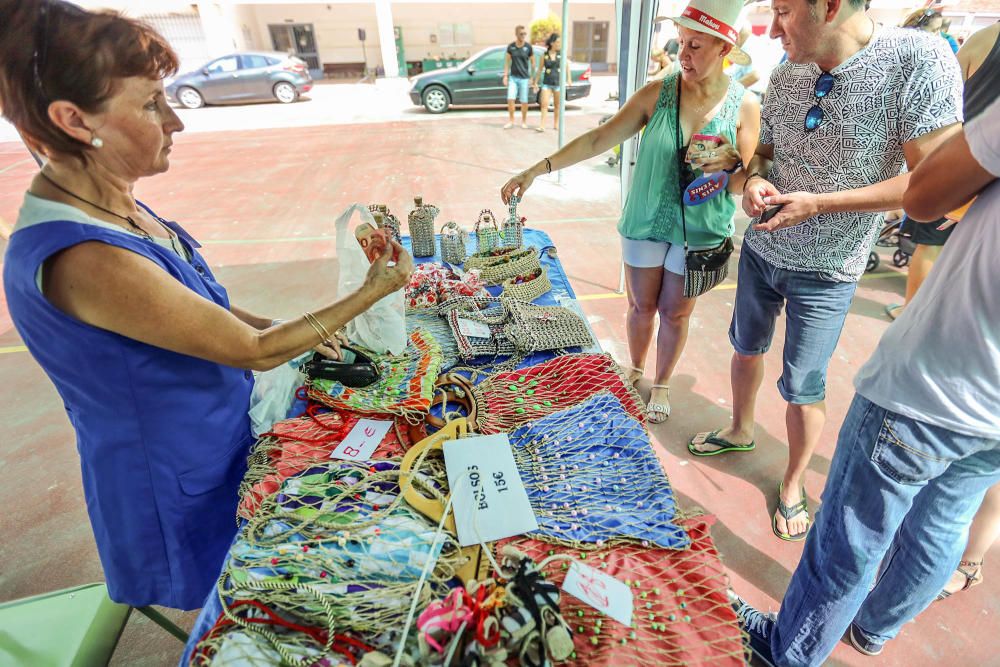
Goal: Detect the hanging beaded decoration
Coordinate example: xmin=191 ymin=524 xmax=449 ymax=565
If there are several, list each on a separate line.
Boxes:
xmin=501 ymin=194 xmax=525 ymax=249
xmin=205 ymin=459 xmax=466 ymax=664
xmin=237 ymin=410 xmax=417 ymax=522
xmin=495 ymin=516 xmax=748 ymax=667
xmin=439 ymin=220 xmax=468 ymax=265
xmin=408 ymin=196 xmax=439 ymax=257
xmin=469 ymin=353 xmax=645 ymax=434
xmin=306 ymin=329 xmax=443 ymax=423
xmin=474 ymin=209 xmax=501 ymax=254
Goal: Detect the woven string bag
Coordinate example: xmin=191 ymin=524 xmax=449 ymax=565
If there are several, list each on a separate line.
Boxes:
xmin=503 ymin=298 xmax=595 ymax=353
xmin=474 ymin=209 xmax=501 ymax=254
xmin=439 ymin=220 xmax=467 ymax=265
xmin=408 ymin=196 xmax=439 ymax=257
xmin=502 ymin=194 xmax=524 ymax=249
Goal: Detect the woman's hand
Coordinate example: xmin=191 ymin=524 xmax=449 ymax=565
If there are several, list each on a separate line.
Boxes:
xmin=690 ymin=136 xmax=741 ymax=174
xmin=501 ymin=166 xmax=539 ymax=204
xmin=363 ymin=240 xmax=413 ymax=298
xmin=742 ymin=176 xmax=781 ymax=217
xmin=313 ymin=329 xmax=351 ymax=360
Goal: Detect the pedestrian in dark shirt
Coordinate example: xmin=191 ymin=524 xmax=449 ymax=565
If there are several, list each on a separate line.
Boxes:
xmin=504 ymin=25 xmax=537 ymax=129
xmin=532 ymin=33 xmax=570 ymax=132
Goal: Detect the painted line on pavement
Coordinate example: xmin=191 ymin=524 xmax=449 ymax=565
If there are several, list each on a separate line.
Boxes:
xmin=0 ymin=345 xmax=28 ymax=354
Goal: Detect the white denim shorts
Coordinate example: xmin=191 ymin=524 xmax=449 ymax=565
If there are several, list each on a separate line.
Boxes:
xmin=620 ymin=236 xmax=688 ymax=275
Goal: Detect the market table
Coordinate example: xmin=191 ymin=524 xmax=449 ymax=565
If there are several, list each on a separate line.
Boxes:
xmin=179 ymin=229 xmax=744 ymax=666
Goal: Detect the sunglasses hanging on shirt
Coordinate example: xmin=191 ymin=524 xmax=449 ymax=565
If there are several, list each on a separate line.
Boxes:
xmin=805 ymin=71 xmax=835 ymax=132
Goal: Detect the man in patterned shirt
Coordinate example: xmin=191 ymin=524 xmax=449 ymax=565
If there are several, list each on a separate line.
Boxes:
xmin=690 ymin=0 xmax=963 ymax=543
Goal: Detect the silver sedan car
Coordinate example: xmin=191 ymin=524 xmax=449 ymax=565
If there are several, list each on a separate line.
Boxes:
xmin=165 ymin=52 xmax=313 ymax=109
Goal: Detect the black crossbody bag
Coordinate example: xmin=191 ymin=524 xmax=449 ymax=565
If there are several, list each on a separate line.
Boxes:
xmin=675 ymin=77 xmax=734 ymax=298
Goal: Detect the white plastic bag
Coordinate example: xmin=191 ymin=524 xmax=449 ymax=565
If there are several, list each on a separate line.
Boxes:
xmin=248 ymin=353 xmax=308 ymax=437
xmin=335 ymin=204 xmax=407 ymax=355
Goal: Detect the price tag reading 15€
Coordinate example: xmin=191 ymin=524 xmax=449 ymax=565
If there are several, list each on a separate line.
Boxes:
xmin=442 ymin=433 xmax=538 ymax=546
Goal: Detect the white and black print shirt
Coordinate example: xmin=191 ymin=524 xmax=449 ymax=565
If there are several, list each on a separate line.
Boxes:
xmin=745 ymin=27 xmax=963 ymax=282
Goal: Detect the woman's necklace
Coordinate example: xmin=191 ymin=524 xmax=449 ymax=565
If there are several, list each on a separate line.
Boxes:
xmin=38 ymin=171 xmax=182 ymax=254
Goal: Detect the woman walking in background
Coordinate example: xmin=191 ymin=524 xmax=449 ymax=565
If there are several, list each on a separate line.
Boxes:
xmin=534 ymin=33 xmax=569 ymax=132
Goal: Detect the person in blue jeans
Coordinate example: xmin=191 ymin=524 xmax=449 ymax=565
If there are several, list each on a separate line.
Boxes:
xmin=732 ymin=96 xmax=1000 ymax=666
xmin=503 ymin=25 xmax=537 ymax=129
xmin=688 ymin=0 xmax=963 ymax=543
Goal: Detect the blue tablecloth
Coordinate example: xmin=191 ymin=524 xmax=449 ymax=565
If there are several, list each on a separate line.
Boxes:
xmin=179 ymin=229 xmax=582 ymax=665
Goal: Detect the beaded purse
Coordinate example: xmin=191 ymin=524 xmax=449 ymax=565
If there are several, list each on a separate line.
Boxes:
xmin=474 ymin=209 xmax=501 ymax=254
xmin=502 ymin=194 xmax=525 ymax=248
xmin=439 ymin=220 xmax=467 ymax=264
xmin=408 ymin=196 xmax=439 ymax=257
xmin=442 ymin=296 xmax=518 ymax=360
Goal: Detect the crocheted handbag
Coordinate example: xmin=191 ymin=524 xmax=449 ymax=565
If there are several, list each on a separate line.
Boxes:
xmin=439 ymin=221 xmax=468 ymax=265
xmin=500 ymin=265 xmax=551 ymax=303
xmin=306 ymin=329 xmax=443 ymax=422
xmin=501 ymin=195 xmax=525 ymax=249
xmin=503 ymin=299 xmax=595 ymax=354
xmin=443 ymin=296 xmax=518 ymax=360
xmin=463 ymin=247 xmax=541 ymax=285
xmin=474 ymin=209 xmax=501 ymax=254
xmin=408 ymin=196 xmax=439 ymax=257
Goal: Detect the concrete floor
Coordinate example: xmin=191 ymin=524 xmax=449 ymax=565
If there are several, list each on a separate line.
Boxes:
xmin=1 ymin=88 xmax=997 ymax=667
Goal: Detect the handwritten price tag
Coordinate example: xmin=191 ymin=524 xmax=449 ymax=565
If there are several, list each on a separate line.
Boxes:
xmin=457 ymin=317 xmax=491 ymax=340
xmin=443 ymin=434 xmax=538 ymax=546
xmin=562 ymin=561 xmax=634 ymax=627
xmin=330 ymin=418 xmax=392 ymax=461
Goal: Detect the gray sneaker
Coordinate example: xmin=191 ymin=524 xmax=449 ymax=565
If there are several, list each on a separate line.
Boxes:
xmin=849 ymin=623 xmax=884 ymax=657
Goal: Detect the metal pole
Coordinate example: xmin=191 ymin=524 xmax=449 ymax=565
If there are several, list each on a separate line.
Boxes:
xmin=557 ymin=0 xmax=569 ymax=183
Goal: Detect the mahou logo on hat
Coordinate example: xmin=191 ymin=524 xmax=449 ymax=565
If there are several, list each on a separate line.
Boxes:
xmin=658 ymin=0 xmax=751 ymax=64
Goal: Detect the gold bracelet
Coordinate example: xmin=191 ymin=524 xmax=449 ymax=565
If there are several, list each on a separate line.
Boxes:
xmin=302 ymin=311 xmax=332 ymax=344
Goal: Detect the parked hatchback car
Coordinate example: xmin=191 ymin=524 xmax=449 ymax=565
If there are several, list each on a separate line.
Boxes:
xmin=165 ymin=52 xmax=313 ymax=109
xmin=409 ymin=46 xmax=591 ymax=114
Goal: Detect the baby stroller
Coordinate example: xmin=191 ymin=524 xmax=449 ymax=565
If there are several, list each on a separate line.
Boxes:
xmin=866 ymin=215 xmax=915 ymax=272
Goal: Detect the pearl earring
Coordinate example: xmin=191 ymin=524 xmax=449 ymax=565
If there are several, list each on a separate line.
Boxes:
xmin=90 ymin=136 xmax=103 ymax=148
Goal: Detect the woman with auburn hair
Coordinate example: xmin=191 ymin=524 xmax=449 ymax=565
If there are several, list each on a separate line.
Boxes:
xmin=0 ymin=0 xmax=412 ymax=609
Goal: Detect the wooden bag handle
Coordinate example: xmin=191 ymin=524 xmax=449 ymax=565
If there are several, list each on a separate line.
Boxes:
xmin=398 ymin=418 xmax=490 ymax=582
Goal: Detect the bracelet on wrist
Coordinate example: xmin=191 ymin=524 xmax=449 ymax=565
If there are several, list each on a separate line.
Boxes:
xmin=544 ymin=157 xmax=552 ymax=174
xmin=742 ymin=172 xmax=763 ymax=194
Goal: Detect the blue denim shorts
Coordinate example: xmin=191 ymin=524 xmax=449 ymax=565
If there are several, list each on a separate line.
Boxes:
xmin=507 ymin=77 xmax=530 ymax=103
xmin=729 ymin=244 xmax=857 ymax=404
xmin=540 ymin=83 xmax=559 ymax=91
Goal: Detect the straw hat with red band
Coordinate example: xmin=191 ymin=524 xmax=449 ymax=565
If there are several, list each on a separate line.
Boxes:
xmin=656 ymin=0 xmax=751 ymax=65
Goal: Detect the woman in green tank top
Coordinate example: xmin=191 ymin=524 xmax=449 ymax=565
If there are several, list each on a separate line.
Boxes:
xmin=501 ymin=0 xmax=759 ymax=422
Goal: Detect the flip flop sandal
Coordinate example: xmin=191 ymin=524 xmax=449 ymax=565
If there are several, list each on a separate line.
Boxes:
xmin=773 ymin=482 xmax=810 ymax=542
xmin=646 ymin=384 xmax=671 ymax=424
xmin=936 ymin=559 xmax=984 ymax=600
xmin=688 ymin=429 xmax=755 ymax=456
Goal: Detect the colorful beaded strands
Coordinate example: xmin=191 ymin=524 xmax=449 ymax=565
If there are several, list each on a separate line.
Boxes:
xmin=307 ymin=329 xmax=443 ymax=423
xmin=203 ymin=460 xmax=465 ymax=665
xmin=469 ymin=353 xmax=645 ymax=434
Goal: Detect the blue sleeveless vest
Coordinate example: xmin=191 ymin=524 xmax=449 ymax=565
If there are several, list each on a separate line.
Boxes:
xmin=3 ymin=203 xmax=254 ymax=609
